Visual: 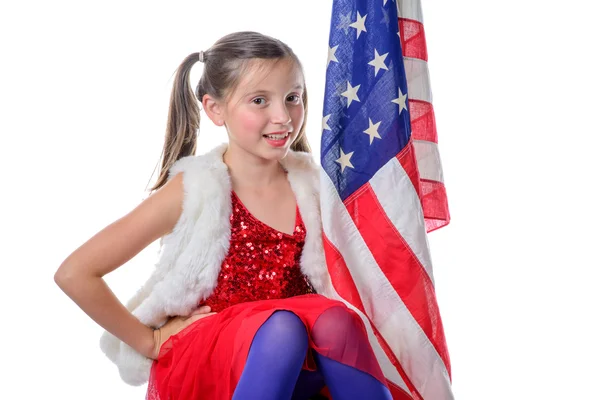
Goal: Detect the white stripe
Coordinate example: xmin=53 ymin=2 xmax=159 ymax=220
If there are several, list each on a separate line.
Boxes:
xmin=413 ymin=140 xmax=444 ymax=183
xmin=396 ymin=0 xmax=424 ymax=24
xmin=403 ymin=57 xmax=432 ymax=103
xmin=320 ymin=167 xmax=453 ymax=400
xmin=369 ymin=156 xmax=434 ymax=282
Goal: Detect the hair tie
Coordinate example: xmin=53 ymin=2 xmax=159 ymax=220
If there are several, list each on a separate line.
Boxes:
xmin=199 ymin=51 xmax=205 ymax=63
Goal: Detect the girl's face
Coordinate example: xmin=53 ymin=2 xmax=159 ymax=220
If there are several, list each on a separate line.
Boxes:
xmin=221 ymin=59 xmax=305 ymax=162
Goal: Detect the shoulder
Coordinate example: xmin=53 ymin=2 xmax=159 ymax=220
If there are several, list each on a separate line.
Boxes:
xmin=168 ymin=144 xmax=228 ymax=177
xmin=164 ymin=144 xmax=230 ymax=212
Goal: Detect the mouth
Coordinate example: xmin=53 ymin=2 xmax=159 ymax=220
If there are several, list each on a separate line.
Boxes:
xmin=262 ymin=131 xmax=291 ymax=148
xmin=262 ymin=131 xmax=290 ymax=140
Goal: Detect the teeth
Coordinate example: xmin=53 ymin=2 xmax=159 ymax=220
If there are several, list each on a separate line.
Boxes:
xmin=265 ymin=133 xmax=289 ymax=140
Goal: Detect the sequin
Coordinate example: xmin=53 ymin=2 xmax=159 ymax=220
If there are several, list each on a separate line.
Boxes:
xmin=201 ymin=191 xmax=315 ymax=313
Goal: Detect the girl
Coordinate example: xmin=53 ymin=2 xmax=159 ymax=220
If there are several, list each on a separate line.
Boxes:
xmin=55 ymin=31 xmax=393 ymax=400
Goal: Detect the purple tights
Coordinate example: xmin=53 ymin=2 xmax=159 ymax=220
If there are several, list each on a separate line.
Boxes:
xmin=232 ymin=309 xmax=392 ymax=400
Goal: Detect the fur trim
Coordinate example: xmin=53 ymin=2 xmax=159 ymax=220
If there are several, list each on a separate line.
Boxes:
xmin=99 ymin=144 xmax=332 ymax=385
xmin=280 ymin=151 xmax=333 ymax=296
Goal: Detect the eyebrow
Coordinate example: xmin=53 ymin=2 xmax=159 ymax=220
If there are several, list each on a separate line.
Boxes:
xmin=242 ymin=85 xmax=304 ymax=97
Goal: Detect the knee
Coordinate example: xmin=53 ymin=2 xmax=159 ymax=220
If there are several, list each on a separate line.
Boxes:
xmin=255 ymin=311 xmax=309 ymax=356
xmin=311 ymin=306 xmax=364 ymax=349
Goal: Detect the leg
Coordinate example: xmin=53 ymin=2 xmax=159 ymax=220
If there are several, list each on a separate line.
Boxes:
xmin=311 ymin=306 xmax=392 ymax=400
xmin=291 ymin=363 xmax=326 ymax=400
xmin=233 ymin=311 xmax=308 ymax=400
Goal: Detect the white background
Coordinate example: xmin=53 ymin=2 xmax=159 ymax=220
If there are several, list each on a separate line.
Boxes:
xmin=1 ymin=0 xmax=599 ymax=399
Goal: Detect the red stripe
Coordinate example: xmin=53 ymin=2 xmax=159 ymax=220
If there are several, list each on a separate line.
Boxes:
xmin=398 ymin=142 xmax=422 ymax=202
xmin=420 ymin=179 xmax=450 ymax=233
xmin=409 ymin=99 xmax=438 ymax=143
xmin=343 ymin=181 xmax=452 ymax=377
xmin=398 ymin=18 xmax=428 ymax=61
xmin=323 ymin=235 xmax=367 ymax=314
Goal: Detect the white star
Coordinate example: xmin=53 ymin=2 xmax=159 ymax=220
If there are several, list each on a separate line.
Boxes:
xmin=380 ymin=7 xmax=391 ymax=28
xmin=391 ymin=87 xmax=408 ymax=114
xmin=336 ymin=149 xmax=355 ymax=172
xmin=327 ymin=45 xmax=339 ymax=68
xmin=341 ymin=81 xmax=361 ymax=108
xmin=363 ymin=118 xmax=382 ymax=144
xmin=349 ymin=11 xmax=367 ymax=39
xmin=368 ymin=49 xmax=389 ymax=77
xmin=322 ymin=114 xmax=332 ymax=132
xmin=384 ymin=0 xmax=389 ymax=5
xmin=336 ymin=12 xmax=352 ymax=35
xmin=335 ymin=80 xmax=349 ymax=108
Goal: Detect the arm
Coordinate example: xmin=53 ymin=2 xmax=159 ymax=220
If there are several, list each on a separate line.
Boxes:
xmin=54 ymin=172 xmax=185 ymax=359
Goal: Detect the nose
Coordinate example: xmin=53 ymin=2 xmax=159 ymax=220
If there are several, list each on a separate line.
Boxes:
xmin=271 ymin=101 xmax=292 ymax=126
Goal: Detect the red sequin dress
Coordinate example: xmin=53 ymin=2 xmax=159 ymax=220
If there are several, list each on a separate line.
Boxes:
xmin=146 ymin=192 xmax=385 ymax=400
xmin=201 ymin=191 xmax=316 ymax=312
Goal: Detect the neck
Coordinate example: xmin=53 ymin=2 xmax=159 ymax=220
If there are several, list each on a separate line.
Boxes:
xmin=223 ymin=144 xmax=287 ymax=190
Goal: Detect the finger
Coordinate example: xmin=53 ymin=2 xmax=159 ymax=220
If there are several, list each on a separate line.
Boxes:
xmin=191 ymin=312 xmax=217 ymax=321
xmin=189 ymin=306 xmax=212 ymax=316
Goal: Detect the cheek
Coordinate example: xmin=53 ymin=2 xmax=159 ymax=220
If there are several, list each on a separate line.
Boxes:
xmin=232 ymin=110 xmax=266 ymax=136
xmin=291 ymin=106 xmax=305 ymax=130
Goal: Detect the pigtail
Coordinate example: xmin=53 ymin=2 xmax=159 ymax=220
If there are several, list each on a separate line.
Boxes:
xmin=149 ymin=53 xmax=202 ymax=192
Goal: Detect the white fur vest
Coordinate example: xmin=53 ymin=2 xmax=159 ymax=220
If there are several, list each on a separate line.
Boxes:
xmin=99 ymin=143 xmax=334 ymax=386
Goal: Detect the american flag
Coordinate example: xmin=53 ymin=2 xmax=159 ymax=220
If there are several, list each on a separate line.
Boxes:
xmin=319 ymin=0 xmax=452 ymax=399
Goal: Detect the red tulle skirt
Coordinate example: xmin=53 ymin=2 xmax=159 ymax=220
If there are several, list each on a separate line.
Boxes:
xmin=146 ymin=294 xmax=387 ymax=400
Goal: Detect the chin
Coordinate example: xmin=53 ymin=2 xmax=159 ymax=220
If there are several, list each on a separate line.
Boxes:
xmin=259 ymin=136 xmax=296 ymax=158
xmin=260 ymin=146 xmax=291 ymax=161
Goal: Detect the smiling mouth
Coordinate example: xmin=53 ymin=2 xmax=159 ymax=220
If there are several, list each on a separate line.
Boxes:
xmin=263 ymin=132 xmax=290 ymax=140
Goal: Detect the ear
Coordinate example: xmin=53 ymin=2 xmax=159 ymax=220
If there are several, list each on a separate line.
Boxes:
xmin=202 ymin=95 xmax=226 ymax=127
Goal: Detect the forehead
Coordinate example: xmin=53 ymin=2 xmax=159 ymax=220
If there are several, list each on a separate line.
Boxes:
xmin=235 ymin=58 xmax=304 ymax=95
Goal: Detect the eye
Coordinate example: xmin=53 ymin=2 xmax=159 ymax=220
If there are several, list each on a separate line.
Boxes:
xmin=252 ymin=97 xmax=266 ymax=105
xmin=287 ymin=94 xmax=301 ymax=103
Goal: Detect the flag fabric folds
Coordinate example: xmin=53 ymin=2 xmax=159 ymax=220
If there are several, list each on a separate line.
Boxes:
xmin=319 ymin=0 xmax=452 ymax=399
